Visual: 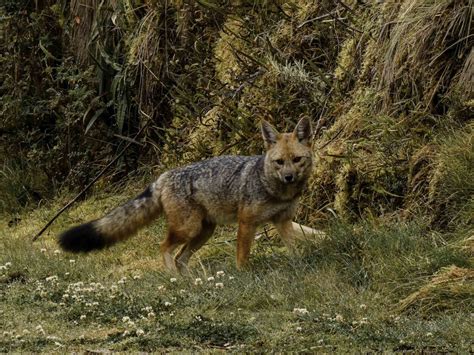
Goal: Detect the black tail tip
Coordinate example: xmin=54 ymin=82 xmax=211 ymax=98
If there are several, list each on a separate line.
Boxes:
xmin=58 ymin=222 xmax=108 ymax=253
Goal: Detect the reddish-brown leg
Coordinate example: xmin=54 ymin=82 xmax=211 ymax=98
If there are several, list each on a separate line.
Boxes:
xmin=236 ymin=222 xmax=257 ymax=269
xmin=175 ymin=222 xmax=216 ymax=273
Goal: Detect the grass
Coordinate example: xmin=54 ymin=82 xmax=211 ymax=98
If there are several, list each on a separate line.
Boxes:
xmin=0 ymin=190 xmax=472 ymax=352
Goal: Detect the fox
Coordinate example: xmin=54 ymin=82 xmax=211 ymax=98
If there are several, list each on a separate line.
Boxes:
xmin=59 ymin=117 xmax=315 ymax=272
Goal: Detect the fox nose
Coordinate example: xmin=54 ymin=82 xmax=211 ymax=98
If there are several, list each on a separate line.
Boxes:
xmin=284 ymin=174 xmax=294 ymax=183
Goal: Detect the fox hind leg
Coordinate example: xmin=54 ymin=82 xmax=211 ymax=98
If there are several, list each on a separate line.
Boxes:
xmin=160 ymin=206 xmax=205 ymax=273
xmin=160 ymin=230 xmax=187 ymax=273
xmin=175 ymin=221 xmax=216 ymax=273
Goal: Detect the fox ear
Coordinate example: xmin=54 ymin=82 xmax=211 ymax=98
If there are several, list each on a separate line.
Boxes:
xmin=293 ymin=117 xmax=312 ymax=145
xmin=261 ymin=120 xmax=279 ymax=147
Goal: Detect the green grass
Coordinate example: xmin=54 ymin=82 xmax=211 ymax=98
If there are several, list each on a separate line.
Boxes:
xmin=0 ymin=191 xmax=472 ymax=352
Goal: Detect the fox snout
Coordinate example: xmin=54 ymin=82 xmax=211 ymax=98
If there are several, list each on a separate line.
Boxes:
xmin=283 ymin=173 xmax=295 ymax=183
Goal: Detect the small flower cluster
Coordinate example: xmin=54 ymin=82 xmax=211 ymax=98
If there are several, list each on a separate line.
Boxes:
xmin=141 ymin=306 xmax=155 ymax=318
xmin=293 ymin=307 xmax=309 ymax=315
xmin=0 ymin=261 xmax=12 ymax=272
xmin=193 ymin=270 xmax=232 ymax=289
xmin=45 ymin=275 xmax=59 ymax=283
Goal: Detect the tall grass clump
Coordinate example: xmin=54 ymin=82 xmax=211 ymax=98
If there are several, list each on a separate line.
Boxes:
xmin=429 ymin=123 xmax=474 ymax=228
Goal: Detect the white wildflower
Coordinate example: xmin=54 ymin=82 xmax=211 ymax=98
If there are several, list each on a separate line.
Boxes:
xmin=133 ymin=275 xmax=141 ymax=280
xmin=335 ymin=314 xmax=344 ymax=322
xmin=69 ymin=259 xmax=75 ymax=264
xmin=216 ymin=270 xmax=225 ymax=277
xmin=40 ymin=248 xmax=47 ymax=253
xmin=207 ymin=276 xmax=215 ymax=282
xmin=293 ymin=308 xmax=309 ymax=315
xmin=53 ymin=250 xmax=60 ymax=255
xmin=194 ymin=278 xmax=203 ymax=286
xmin=359 ymin=303 xmax=367 ymax=310
xmin=170 ymin=277 xmax=177 ymax=283
xmin=122 ymin=316 xmax=130 ymax=322
xmin=215 ymin=282 xmax=224 ymax=289
xmin=136 ymin=329 xmax=145 ymax=337
xmin=35 ymin=325 xmax=45 ymax=334
xmin=79 ymin=315 xmax=86 ymax=320
xmin=164 ymin=301 xmax=172 ymax=307
xmin=5 ymin=262 xmax=12 ymax=267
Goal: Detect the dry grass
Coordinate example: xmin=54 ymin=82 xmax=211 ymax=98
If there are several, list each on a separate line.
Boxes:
xmin=398 ymin=266 xmax=474 ymax=314
xmin=380 ymin=0 xmax=473 ymax=110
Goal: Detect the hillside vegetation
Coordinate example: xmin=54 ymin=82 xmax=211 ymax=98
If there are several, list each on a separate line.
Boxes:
xmin=0 ymin=0 xmax=473 ymax=352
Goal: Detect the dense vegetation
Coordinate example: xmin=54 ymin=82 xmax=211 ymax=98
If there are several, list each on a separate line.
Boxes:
xmin=1 ymin=0 xmax=472 ymax=352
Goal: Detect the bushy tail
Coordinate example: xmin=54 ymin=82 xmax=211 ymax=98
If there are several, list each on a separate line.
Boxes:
xmin=59 ymin=177 xmax=164 ymax=253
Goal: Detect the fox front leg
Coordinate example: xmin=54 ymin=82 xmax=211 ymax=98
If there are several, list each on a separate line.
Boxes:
xmin=236 ymin=222 xmax=257 ymax=269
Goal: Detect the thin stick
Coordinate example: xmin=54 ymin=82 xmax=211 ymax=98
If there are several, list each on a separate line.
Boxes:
xmin=32 ymin=119 xmax=151 ymax=242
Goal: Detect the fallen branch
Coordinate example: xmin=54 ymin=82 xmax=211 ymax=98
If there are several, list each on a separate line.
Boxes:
xmin=291 ymin=222 xmax=327 ymax=241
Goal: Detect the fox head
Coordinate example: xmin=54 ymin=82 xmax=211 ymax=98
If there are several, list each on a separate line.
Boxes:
xmin=261 ymin=117 xmax=313 ymax=187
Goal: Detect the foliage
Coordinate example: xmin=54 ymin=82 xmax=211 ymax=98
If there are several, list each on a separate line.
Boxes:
xmin=1 ymin=0 xmax=472 ymax=226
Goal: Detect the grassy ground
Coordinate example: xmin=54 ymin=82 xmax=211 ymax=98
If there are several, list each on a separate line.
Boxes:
xmin=1 ymin=190 xmax=472 ymax=352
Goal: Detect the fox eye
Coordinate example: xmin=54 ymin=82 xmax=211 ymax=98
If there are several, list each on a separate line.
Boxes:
xmin=275 ymin=159 xmax=284 ymax=165
xmin=293 ymin=157 xmax=302 ymax=163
